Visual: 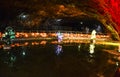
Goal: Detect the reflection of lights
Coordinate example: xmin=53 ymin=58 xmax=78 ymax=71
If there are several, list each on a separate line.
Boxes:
xmin=1 ymin=45 xmax=28 ymax=67
xmin=32 ymin=42 xmax=35 ymax=45
xmin=0 ymin=30 xmax=114 ymax=49
xmin=21 ymin=46 xmax=27 ymax=57
xmin=0 ymin=40 xmax=119 ymax=49
xmin=40 ymin=41 xmax=47 ymax=45
xmin=3 ymin=45 xmax=11 ymax=50
xmin=56 ymin=19 xmax=62 ymax=22
xmin=116 ymin=62 xmax=119 ymax=66
xmin=10 ymin=56 xmax=16 ymax=62
xmin=90 ymin=54 xmax=94 ymax=57
xmin=51 ymin=41 xmax=58 ymax=44
xmin=118 ymin=44 xmax=120 ymax=52
xmin=89 ymin=30 xmax=96 ymax=54
xmin=50 ymin=33 xmax=57 ymax=37
xmin=55 ymin=45 xmax=63 ymax=55
xmin=15 ymin=43 xmax=21 ymax=46
xmin=101 ymin=42 xmax=120 ymax=46
xmin=88 ymin=56 xmax=94 ymax=63
xmin=24 ymin=42 xmax=29 ymax=46
xmin=78 ymin=44 xmax=81 ymax=51
xmin=89 ymin=43 xmax=95 ymax=54
xmin=11 ymin=44 xmax=15 ymax=47
xmin=63 ymin=33 xmax=69 ymax=37
xmin=40 ymin=33 xmax=47 ymax=37
xmin=35 ymin=42 xmax=39 ymax=45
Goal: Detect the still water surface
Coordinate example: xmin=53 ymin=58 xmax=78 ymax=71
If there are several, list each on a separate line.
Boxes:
xmin=0 ymin=41 xmax=119 ymax=77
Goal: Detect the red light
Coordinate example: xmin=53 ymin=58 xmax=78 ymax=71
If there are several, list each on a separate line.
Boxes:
xmin=92 ymin=0 xmax=120 ymax=33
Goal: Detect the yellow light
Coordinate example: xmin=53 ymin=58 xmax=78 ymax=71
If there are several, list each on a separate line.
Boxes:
xmin=32 ymin=33 xmax=35 ymax=36
xmin=89 ymin=43 xmax=95 ymax=54
xmin=34 ymin=42 xmax=39 ymax=45
xmin=15 ymin=43 xmax=20 ymax=46
xmin=40 ymin=33 xmax=47 ymax=37
xmin=36 ymin=33 xmax=39 ymax=35
xmin=51 ymin=41 xmax=58 ymax=44
xmin=40 ymin=41 xmax=47 ymax=45
xmin=32 ymin=42 xmax=35 ymax=45
xmin=15 ymin=35 xmax=19 ymax=38
xmin=24 ymin=42 xmax=29 ymax=46
xmin=11 ymin=44 xmax=15 ymax=47
xmin=25 ymin=34 xmax=28 ymax=37
xmin=0 ymin=45 xmax=2 ymax=48
xmin=98 ymin=42 xmax=120 ymax=46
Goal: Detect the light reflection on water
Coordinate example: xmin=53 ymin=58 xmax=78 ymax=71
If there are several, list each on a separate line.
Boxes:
xmin=55 ymin=45 xmax=63 ymax=55
xmin=0 ymin=41 xmax=120 ymax=77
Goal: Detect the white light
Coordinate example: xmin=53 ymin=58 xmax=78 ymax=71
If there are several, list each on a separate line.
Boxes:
xmin=78 ymin=45 xmax=81 ymax=49
xmin=56 ymin=19 xmax=62 ymax=22
xmin=22 ymin=15 xmax=26 ymax=18
xmin=5 ymin=32 xmax=8 ymax=35
xmin=91 ymin=30 xmax=96 ymax=39
xmin=22 ymin=52 xmax=26 ymax=56
xmin=116 ymin=62 xmax=119 ymax=66
xmin=80 ymin=22 xmax=83 ymax=24
xmin=19 ymin=13 xmax=29 ymax=19
xmin=78 ymin=44 xmax=81 ymax=51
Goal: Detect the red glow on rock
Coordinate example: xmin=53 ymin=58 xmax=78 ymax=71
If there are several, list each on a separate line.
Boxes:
xmin=92 ymin=0 xmax=120 ymax=33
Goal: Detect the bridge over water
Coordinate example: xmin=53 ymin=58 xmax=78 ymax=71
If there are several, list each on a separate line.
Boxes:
xmin=0 ymin=30 xmax=115 ymax=47
xmin=0 ymin=31 xmax=119 ymax=55
xmin=11 ymin=31 xmax=111 ymax=41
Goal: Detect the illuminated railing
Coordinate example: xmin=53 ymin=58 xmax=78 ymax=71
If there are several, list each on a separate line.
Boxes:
xmin=0 ymin=40 xmax=119 ymax=49
xmin=0 ymin=31 xmax=111 ymax=41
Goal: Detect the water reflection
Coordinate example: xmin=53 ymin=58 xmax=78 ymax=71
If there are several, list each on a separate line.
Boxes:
xmin=89 ymin=30 xmax=96 ymax=54
xmin=55 ymin=45 xmax=63 ymax=55
xmin=118 ymin=44 xmax=120 ymax=52
xmin=90 ymin=30 xmax=96 ymax=44
xmin=0 ymin=46 xmax=27 ymax=68
xmin=1 ymin=50 xmax=16 ymax=67
xmin=87 ymin=53 xmax=95 ymax=64
xmin=0 ymin=40 xmax=120 ymax=77
xmin=89 ymin=43 xmax=95 ymax=54
xmin=114 ymin=68 xmax=120 ymax=77
xmin=78 ymin=44 xmax=81 ymax=51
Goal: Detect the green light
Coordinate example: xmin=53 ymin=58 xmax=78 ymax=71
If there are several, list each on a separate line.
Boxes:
xmin=10 ymin=36 xmax=15 ymax=39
